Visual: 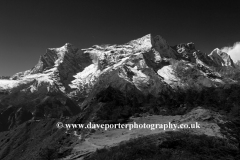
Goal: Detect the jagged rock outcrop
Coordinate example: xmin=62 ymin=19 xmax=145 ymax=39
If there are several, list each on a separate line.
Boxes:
xmin=173 ymin=42 xmax=197 ymax=62
xmin=70 ymin=34 xmax=236 ymax=103
xmin=11 ymin=43 xmax=92 ymax=92
xmin=151 ymin=35 xmax=177 ymax=59
xmin=70 ymin=34 xmax=177 ymax=102
xmin=209 ymin=48 xmax=235 ymax=67
xmin=172 ymin=42 xmax=235 ymax=68
xmin=12 ymin=43 xmax=77 ymax=77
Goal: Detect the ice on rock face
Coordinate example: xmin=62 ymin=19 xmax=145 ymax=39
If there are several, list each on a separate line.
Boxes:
xmin=0 ymin=80 xmax=20 ymax=90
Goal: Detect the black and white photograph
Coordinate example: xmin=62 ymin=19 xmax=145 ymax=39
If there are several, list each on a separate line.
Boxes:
xmin=0 ymin=0 xmax=240 ymax=159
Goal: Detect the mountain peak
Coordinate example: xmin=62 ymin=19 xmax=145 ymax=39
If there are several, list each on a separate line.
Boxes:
xmin=10 ymin=43 xmax=81 ymax=80
xmin=64 ymin=43 xmax=73 ymax=46
xmin=63 ymin=43 xmax=77 ymax=50
xmin=212 ymin=48 xmax=221 ymax=53
xmin=209 ymin=48 xmax=235 ymax=67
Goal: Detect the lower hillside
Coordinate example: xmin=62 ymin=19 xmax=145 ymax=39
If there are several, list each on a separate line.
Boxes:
xmin=86 ymin=131 xmax=239 ymax=160
xmin=0 ymin=83 xmax=240 ymax=160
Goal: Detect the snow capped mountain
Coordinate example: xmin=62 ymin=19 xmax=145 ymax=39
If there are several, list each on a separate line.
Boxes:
xmin=8 ymin=43 xmax=92 ymax=92
xmin=0 ymin=34 xmax=236 ymax=103
xmin=0 ymin=43 xmax=88 ymax=130
xmin=0 ymin=34 xmax=237 ymax=130
xmin=69 ymin=34 xmax=236 ymax=101
xmin=70 ymin=34 xmax=170 ymax=99
xmin=0 ymin=34 xmax=239 ymax=160
xmin=1 ymin=34 xmax=236 ymax=98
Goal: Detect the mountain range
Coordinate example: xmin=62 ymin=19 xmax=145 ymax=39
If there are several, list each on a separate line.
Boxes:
xmin=0 ymin=34 xmax=239 ymax=160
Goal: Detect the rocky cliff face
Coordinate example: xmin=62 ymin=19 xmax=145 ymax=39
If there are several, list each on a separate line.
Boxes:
xmin=172 ymin=42 xmax=235 ymax=68
xmin=209 ymin=48 xmax=235 ymax=67
xmin=70 ymin=34 xmax=172 ymax=100
xmin=70 ymin=34 xmax=236 ymax=102
xmin=11 ymin=43 xmax=92 ymax=92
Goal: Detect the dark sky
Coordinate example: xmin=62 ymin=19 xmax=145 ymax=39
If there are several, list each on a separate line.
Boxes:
xmin=0 ymin=0 xmax=240 ymax=76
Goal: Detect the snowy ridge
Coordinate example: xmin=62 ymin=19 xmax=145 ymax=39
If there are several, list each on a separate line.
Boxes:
xmin=0 ymin=34 xmax=236 ymax=101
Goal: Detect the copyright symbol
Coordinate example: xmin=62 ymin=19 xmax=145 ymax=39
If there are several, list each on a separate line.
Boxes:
xmin=56 ymin=122 xmax=64 ymax=129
